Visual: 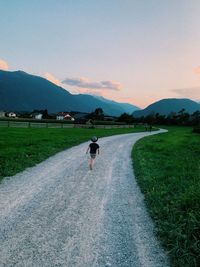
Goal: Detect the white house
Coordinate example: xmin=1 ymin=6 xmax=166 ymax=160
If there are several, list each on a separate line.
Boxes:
xmin=56 ymin=112 xmax=75 ymax=121
xmin=31 ymin=112 xmax=43 ymax=120
xmin=8 ymin=112 xmax=17 ymax=118
xmin=35 ymin=114 xmax=43 ymax=120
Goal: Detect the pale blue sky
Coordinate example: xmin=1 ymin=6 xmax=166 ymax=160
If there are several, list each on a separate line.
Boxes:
xmin=0 ymin=0 xmax=200 ymax=107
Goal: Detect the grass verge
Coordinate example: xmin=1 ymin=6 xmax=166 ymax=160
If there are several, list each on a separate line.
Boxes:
xmin=0 ymin=126 xmax=146 ymax=182
xmin=132 ymin=126 xmax=200 ymax=266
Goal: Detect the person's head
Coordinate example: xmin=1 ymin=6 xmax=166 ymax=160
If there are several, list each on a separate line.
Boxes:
xmin=91 ymin=136 xmax=98 ymax=142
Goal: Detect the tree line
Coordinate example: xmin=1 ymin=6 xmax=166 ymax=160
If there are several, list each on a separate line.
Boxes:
xmin=116 ymin=109 xmax=199 ymax=126
xmin=86 ymin=108 xmax=200 ymax=127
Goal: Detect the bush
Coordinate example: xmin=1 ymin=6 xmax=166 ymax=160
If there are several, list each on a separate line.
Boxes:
xmin=193 ymin=127 xmax=200 ymax=134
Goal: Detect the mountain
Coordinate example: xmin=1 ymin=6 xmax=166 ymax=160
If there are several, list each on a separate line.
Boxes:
xmin=92 ymin=96 xmax=140 ymax=114
xmin=133 ymin=98 xmax=200 ymax=117
xmin=0 ymin=70 xmax=137 ymax=116
xmin=0 ymin=70 xmax=82 ymax=112
xmin=73 ymin=94 xmax=127 ymax=116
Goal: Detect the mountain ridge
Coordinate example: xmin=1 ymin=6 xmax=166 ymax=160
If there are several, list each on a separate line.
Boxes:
xmin=92 ymin=95 xmax=139 ymax=114
xmin=0 ymin=70 xmax=138 ymax=116
xmin=133 ymin=98 xmax=200 ymax=117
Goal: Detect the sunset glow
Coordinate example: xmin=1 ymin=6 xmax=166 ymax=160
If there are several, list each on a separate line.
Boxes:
xmin=0 ymin=59 xmax=9 ymax=71
xmin=0 ymin=1 xmax=200 ymax=107
xmin=44 ymin=72 xmax=61 ymax=87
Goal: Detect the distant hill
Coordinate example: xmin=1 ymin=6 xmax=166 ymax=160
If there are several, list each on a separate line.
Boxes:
xmin=91 ymin=95 xmax=140 ymax=114
xmin=133 ymin=98 xmax=200 ymax=117
xmin=0 ymin=70 xmax=138 ymax=116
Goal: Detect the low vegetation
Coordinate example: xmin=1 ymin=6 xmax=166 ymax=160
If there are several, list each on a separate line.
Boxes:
xmin=193 ymin=126 xmax=200 ymax=134
xmin=0 ymin=126 xmax=146 ymax=182
xmin=132 ymin=126 xmax=200 ymax=266
xmin=134 ymin=109 xmax=200 ymax=127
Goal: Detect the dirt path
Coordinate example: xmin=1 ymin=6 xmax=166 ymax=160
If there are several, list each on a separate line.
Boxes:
xmin=0 ymin=130 xmax=169 ymax=267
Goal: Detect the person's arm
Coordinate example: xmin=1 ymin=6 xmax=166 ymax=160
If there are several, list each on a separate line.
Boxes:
xmin=86 ymin=146 xmax=90 ymax=154
xmin=97 ymin=148 xmax=100 ymax=154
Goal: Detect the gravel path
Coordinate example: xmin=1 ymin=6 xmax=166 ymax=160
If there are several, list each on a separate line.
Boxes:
xmin=0 ymin=130 xmax=169 ymax=267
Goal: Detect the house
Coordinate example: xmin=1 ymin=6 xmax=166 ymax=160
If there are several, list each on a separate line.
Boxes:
xmin=56 ymin=112 xmax=75 ymax=121
xmin=7 ymin=112 xmax=17 ymax=118
xmin=0 ymin=111 xmax=6 ymax=118
xmin=86 ymin=119 xmax=94 ymax=125
xmin=31 ymin=112 xmax=43 ymax=120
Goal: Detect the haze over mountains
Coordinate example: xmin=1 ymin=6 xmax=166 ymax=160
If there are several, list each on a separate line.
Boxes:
xmin=0 ymin=70 xmax=139 ymax=116
xmin=133 ymin=98 xmax=200 ymax=117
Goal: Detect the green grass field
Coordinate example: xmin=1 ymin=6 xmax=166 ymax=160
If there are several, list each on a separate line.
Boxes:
xmin=132 ymin=127 xmax=200 ymax=267
xmin=0 ymin=126 xmax=146 ymax=182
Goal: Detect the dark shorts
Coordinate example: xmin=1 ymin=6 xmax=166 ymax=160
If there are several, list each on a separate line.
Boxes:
xmin=90 ymin=153 xmax=96 ymax=159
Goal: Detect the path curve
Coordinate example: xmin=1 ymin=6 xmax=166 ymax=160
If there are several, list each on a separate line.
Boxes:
xmin=0 ymin=130 xmax=169 ymax=267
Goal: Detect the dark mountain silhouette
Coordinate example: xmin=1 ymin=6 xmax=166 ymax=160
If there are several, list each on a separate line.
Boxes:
xmin=0 ymin=70 xmax=81 ymax=112
xmin=0 ymin=70 xmax=138 ymax=116
xmin=133 ymin=98 xmax=200 ymax=117
xmin=92 ymin=96 xmax=139 ymax=114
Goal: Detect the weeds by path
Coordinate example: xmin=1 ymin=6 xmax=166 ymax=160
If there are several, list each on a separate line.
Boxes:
xmin=132 ymin=126 xmax=200 ymax=266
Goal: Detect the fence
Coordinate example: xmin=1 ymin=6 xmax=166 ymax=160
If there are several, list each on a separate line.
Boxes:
xmin=0 ymin=120 xmax=135 ymax=129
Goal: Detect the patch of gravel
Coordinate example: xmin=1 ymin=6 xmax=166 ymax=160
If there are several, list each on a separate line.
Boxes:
xmin=0 ymin=130 xmax=169 ymax=267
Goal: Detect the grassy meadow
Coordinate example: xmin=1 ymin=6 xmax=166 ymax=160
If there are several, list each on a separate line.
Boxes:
xmin=0 ymin=126 xmax=146 ymax=182
xmin=132 ymin=126 xmax=200 ymax=266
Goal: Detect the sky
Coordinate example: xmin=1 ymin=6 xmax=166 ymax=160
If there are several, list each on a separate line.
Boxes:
xmin=0 ymin=0 xmax=200 ymax=108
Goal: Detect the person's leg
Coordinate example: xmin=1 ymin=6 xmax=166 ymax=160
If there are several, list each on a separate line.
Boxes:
xmin=89 ymin=158 xmax=94 ymax=170
xmin=89 ymin=154 xmax=96 ymax=170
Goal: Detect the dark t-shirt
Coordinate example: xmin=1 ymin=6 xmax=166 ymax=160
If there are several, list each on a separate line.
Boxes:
xmin=89 ymin=143 xmax=99 ymax=154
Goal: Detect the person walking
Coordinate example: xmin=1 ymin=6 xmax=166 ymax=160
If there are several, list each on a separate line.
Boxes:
xmin=86 ymin=136 xmax=100 ymax=170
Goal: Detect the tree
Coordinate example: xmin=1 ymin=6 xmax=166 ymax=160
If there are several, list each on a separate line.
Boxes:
xmin=117 ymin=113 xmax=134 ymax=123
xmin=191 ymin=111 xmax=200 ymax=126
xmin=177 ymin=109 xmax=190 ymax=125
xmin=167 ymin=112 xmax=178 ymax=125
xmin=42 ymin=109 xmax=49 ymax=119
xmin=94 ymin=108 xmax=104 ymax=120
xmin=144 ymin=113 xmax=155 ymax=125
xmin=87 ymin=108 xmax=104 ymax=120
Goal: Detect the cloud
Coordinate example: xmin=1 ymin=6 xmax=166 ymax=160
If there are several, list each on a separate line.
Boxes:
xmin=0 ymin=59 xmax=9 ymax=70
xmin=44 ymin=72 xmax=61 ymax=86
xmin=171 ymin=87 xmax=200 ymax=101
xmin=68 ymin=87 xmax=104 ymax=95
xmin=193 ymin=66 xmax=200 ymax=75
xmin=62 ymin=77 xmax=122 ymax=91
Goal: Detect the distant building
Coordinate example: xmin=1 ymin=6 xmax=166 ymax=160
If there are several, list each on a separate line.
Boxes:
xmin=31 ymin=112 xmax=43 ymax=120
xmin=0 ymin=111 xmax=6 ymax=118
xmin=86 ymin=119 xmax=94 ymax=125
xmin=7 ymin=112 xmax=17 ymax=118
xmin=56 ymin=112 xmax=74 ymax=121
